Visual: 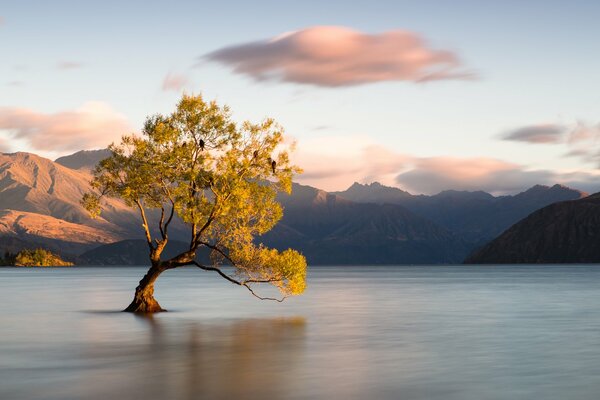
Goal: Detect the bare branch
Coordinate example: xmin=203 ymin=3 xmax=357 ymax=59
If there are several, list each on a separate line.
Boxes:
xmin=134 ymin=199 xmax=154 ymax=251
xmin=158 ymin=206 xmax=166 ymax=239
xmin=191 ymin=261 xmax=286 ymax=302
xmin=164 ymin=200 xmax=175 ymax=237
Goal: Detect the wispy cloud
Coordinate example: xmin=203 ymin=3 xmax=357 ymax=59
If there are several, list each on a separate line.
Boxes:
xmin=502 ymin=121 xmax=600 ymax=166
xmin=57 ymin=61 xmax=84 ymax=70
xmin=502 ymin=124 xmax=566 ymax=144
xmin=203 ymin=25 xmax=475 ymax=87
xmin=0 ymin=102 xmax=131 ymax=153
xmin=161 ymin=72 xmax=189 ymax=92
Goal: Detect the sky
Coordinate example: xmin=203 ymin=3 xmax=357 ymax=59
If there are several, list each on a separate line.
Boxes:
xmin=1 ymin=0 xmax=599 ymax=194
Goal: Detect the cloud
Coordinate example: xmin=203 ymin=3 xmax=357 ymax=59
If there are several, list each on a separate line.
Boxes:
xmin=292 ymin=135 xmax=600 ymax=194
xmin=0 ymin=102 xmax=132 ymax=153
xmin=57 ymin=61 xmax=84 ymax=70
xmin=203 ymin=25 xmax=474 ymax=87
xmin=395 ymin=157 xmax=556 ymax=194
xmin=502 ymin=124 xmax=566 ymax=144
xmin=161 ymin=72 xmax=189 ymax=92
xmin=503 ymin=121 xmax=600 ymax=167
xmin=291 ymin=135 xmax=409 ymax=190
xmin=6 ymin=80 xmax=24 ymax=87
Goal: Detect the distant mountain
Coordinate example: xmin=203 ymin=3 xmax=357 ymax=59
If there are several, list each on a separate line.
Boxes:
xmin=335 ymin=182 xmax=587 ymax=242
xmin=333 ymin=182 xmax=412 ymax=204
xmin=55 ymin=149 xmax=111 ymax=171
xmin=260 ymin=183 xmax=470 ymax=264
xmin=465 ymin=193 xmax=600 ymax=264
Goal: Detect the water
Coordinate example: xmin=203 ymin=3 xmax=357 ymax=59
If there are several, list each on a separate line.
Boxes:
xmin=1 ymin=265 xmax=600 ymax=400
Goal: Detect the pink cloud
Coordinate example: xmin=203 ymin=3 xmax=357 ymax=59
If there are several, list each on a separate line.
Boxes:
xmin=204 ymin=26 xmax=475 ymax=87
xmin=395 ymin=157 xmax=555 ymax=194
xmin=162 ymin=72 xmax=189 ymax=92
xmin=292 ymin=135 xmax=410 ymax=190
xmin=0 ymin=102 xmax=132 ymax=153
xmin=292 ymin=135 xmax=600 ymax=194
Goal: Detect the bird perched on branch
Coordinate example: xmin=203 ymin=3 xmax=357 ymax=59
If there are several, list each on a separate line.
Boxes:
xmin=271 ymin=159 xmax=277 ymax=174
xmin=253 ymin=150 xmax=259 ymax=160
xmin=199 ymin=139 xmax=205 ymax=151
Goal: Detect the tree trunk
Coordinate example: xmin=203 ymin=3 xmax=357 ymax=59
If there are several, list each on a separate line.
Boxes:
xmin=124 ymin=265 xmax=166 ymax=313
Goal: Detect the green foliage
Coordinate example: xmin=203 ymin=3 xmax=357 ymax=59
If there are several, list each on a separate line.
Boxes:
xmin=83 ymin=94 xmax=307 ymax=298
xmin=11 ymin=249 xmax=73 ymax=267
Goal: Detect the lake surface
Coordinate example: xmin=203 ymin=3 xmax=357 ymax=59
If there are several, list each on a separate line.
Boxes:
xmin=2 ymin=265 xmax=600 ymax=400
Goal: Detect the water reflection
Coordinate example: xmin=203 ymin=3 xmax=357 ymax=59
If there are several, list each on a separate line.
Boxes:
xmin=1 ymin=314 xmax=306 ymax=400
xmin=86 ymin=316 xmax=306 ymax=400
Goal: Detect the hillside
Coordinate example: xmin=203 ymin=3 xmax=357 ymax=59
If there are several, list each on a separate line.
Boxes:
xmin=0 ymin=152 xmax=192 ymax=255
xmin=465 ymin=194 xmax=600 ymax=264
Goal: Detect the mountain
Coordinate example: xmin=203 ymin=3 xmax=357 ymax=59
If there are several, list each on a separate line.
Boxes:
xmin=335 ymin=182 xmax=587 ymax=242
xmin=333 ymin=182 xmax=412 ymax=204
xmin=465 ymin=193 xmax=600 ymax=264
xmin=0 ymin=209 xmax=119 ymax=255
xmin=0 ymin=151 xmax=194 ymax=256
xmin=55 ymin=149 xmax=111 ymax=171
xmin=260 ymin=183 xmax=470 ymax=264
xmin=0 ymin=152 xmax=131 ymax=253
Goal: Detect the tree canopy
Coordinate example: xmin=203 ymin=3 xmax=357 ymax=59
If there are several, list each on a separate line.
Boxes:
xmin=83 ymin=94 xmax=307 ymax=312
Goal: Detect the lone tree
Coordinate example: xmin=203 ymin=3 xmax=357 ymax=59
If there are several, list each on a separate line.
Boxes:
xmin=82 ymin=94 xmax=307 ymax=313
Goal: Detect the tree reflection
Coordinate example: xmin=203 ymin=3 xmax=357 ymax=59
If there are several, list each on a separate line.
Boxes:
xmin=82 ymin=315 xmax=308 ymax=400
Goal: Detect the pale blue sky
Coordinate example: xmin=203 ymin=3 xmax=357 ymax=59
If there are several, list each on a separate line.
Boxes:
xmin=1 ymin=1 xmax=599 ymax=193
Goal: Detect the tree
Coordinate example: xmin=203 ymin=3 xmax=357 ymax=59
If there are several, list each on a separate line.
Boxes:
xmin=83 ymin=94 xmax=307 ymax=313
xmin=13 ymin=248 xmax=73 ymax=267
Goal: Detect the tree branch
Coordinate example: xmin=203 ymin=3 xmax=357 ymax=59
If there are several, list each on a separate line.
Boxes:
xmin=134 ymin=199 xmax=154 ymax=252
xmin=158 ymin=206 xmax=166 ymax=239
xmin=191 ymin=261 xmax=286 ymax=302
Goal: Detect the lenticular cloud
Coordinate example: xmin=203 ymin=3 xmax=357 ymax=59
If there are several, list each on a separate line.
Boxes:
xmin=203 ymin=26 xmax=474 ymax=87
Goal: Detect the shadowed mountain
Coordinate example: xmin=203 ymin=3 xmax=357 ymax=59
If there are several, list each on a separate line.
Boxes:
xmin=259 ymin=183 xmax=470 ymax=264
xmin=334 ymin=182 xmax=587 ymax=242
xmin=55 ymin=149 xmax=112 ymax=171
xmin=465 ymin=193 xmax=600 ymax=264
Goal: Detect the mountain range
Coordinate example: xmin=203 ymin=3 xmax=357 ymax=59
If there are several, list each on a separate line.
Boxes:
xmin=0 ymin=150 xmax=591 ymax=264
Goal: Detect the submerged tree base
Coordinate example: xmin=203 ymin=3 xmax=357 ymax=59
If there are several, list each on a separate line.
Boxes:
xmin=123 ymin=279 xmax=166 ymax=313
xmin=124 ymin=296 xmax=166 ymax=313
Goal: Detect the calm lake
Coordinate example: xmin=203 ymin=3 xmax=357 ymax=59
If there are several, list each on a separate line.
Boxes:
xmin=2 ymin=265 xmax=600 ymax=400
